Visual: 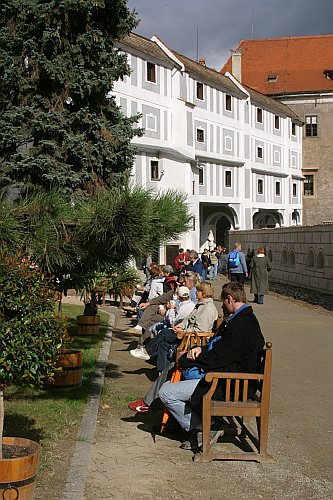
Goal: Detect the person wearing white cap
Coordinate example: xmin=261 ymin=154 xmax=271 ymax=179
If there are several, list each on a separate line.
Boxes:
xmin=130 ymin=283 xmax=217 ymax=374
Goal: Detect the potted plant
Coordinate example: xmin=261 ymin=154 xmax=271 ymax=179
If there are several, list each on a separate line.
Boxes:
xmin=0 ymin=255 xmax=69 ymax=499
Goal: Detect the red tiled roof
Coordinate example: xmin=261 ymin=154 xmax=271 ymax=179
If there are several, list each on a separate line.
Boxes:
xmin=221 ymin=35 xmax=333 ymax=94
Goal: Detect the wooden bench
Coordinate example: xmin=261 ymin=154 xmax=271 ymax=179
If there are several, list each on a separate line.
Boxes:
xmin=194 ymin=341 xmax=274 ymax=464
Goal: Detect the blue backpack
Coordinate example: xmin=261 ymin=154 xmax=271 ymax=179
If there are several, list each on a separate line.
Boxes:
xmin=228 ymin=251 xmax=240 ymax=268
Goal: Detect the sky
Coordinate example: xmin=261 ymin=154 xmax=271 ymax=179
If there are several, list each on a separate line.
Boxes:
xmin=127 ymin=0 xmax=333 ymax=70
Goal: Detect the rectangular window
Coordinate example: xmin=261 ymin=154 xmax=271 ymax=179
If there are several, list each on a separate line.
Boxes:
xmin=225 ymin=170 xmax=232 ymax=187
xmin=257 ymin=179 xmax=264 ymax=194
xmin=274 ymin=115 xmax=280 ymax=129
xmin=257 ymin=108 xmax=263 ymax=123
xmin=196 ymin=128 xmax=205 ymax=143
xmin=225 ymin=94 xmax=232 ymax=111
xmin=198 ymin=167 xmax=204 ymax=185
xmin=196 ymin=82 xmax=204 ymax=100
xmin=192 ymin=216 xmax=196 ymax=231
xmin=305 ymin=115 xmax=318 ymax=137
xmin=292 ymin=122 xmax=296 ymax=136
xmin=275 ymin=181 xmax=281 ymax=196
xmin=192 ymin=180 xmax=195 ymax=195
xmin=304 ymin=174 xmax=314 ymax=196
xmin=257 ymin=146 xmax=263 ymax=159
xmin=150 ymin=160 xmax=159 ymax=180
xmin=146 ymin=62 xmax=156 ymax=83
xmin=293 ymin=183 xmax=297 ymax=197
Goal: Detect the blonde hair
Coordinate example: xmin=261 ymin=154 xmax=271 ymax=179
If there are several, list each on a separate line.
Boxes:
xmin=196 ymin=281 xmax=214 ymax=298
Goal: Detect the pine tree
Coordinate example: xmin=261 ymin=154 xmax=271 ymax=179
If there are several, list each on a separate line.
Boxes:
xmin=0 ymin=0 xmax=139 ymax=193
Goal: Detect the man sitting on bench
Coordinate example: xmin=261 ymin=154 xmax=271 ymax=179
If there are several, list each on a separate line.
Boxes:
xmin=158 ymin=282 xmax=265 ymax=449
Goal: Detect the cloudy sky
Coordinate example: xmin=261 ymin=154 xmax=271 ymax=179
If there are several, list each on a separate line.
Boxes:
xmin=127 ymin=0 xmax=333 ymax=69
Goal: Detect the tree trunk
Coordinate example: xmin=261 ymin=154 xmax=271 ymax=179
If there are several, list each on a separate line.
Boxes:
xmin=0 ymin=389 xmax=4 ymax=460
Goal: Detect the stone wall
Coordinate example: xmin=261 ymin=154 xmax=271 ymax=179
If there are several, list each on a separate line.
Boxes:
xmin=229 ymin=225 xmax=333 ymax=295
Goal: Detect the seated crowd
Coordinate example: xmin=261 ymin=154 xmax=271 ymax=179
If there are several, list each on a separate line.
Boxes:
xmin=123 ymin=251 xmax=265 ymax=451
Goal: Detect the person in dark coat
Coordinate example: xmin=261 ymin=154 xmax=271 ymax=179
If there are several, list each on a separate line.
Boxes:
xmin=249 ymin=247 xmax=272 ymax=304
xmin=159 ymin=282 xmax=265 ymax=433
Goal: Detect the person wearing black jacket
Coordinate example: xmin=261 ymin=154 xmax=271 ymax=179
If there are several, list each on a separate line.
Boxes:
xmin=159 ymin=282 xmax=265 ymax=433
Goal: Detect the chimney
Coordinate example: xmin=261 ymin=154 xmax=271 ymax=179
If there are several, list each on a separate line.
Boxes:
xmin=198 ymin=58 xmax=206 ymax=66
xmin=230 ymin=49 xmax=242 ymax=82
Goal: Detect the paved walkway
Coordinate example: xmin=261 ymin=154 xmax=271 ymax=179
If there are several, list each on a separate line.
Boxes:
xmin=64 ymin=277 xmax=333 ymax=499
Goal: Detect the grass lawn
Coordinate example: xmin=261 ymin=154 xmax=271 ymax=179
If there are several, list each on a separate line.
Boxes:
xmin=3 ymin=303 xmax=110 ymax=476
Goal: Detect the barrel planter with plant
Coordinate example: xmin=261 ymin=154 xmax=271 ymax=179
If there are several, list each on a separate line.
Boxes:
xmin=0 ymin=437 xmax=40 ymax=500
xmin=76 ymin=314 xmax=100 ymax=336
xmin=0 ymin=256 xmax=69 ymax=499
xmin=49 ymin=350 xmax=83 ymax=389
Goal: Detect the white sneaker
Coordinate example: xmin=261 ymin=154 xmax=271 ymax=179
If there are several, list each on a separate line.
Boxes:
xmin=130 ymin=346 xmax=150 ymax=361
xmin=134 ymin=325 xmax=142 ymax=330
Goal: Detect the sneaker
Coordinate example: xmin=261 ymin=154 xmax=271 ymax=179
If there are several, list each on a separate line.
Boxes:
xmin=130 ymin=346 xmax=150 ymax=361
xmin=122 ymin=305 xmax=136 ymax=313
xmin=128 ymin=398 xmax=150 ymax=412
xmin=125 ymin=326 xmax=143 ymax=335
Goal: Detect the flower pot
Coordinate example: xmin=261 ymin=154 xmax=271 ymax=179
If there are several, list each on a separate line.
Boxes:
xmin=0 ymin=437 xmax=40 ymax=500
xmin=76 ymin=315 xmax=100 ymax=335
xmin=48 ymin=349 xmax=83 ymax=389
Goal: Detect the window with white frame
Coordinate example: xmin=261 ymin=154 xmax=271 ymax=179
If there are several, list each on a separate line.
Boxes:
xmin=224 ymin=135 xmax=232 ymax=151
xmin=257 ymin=178 xmax=264 ymax=194
xmin=146 ymin=113 xmax=157 ymax=131
xmin=292 ymin=182 xmax=297 ymax=197
xmin=274 ymin=115 xmax=280 ymax=130
xmin=146 ymin=62 xmax=156 ymax=83
xmin=305 ymin=115 xmax=318 ymax=137
xmin=275 ymin=181 xmax=281 ymax=196
xmin=196 ymin=82 xmax=204 ymax=100
xmin=257 ymin=146 xmax=263 ymax=159
xmin=225 ymin=94 xmax=232 ymax=111
xmin=198 ymin=166 xmax=204 ymax=185
xmin=257 ymin=108 xmax=263 ymax=123
xmin=225 ymin=170 xmax=232 ymax=188
xmin=196 ymin=128 xmax=205 ymax=143
xmin=150 ymin=160 xmax=159 ymax=180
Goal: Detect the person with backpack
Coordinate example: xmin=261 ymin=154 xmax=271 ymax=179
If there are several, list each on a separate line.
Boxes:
xmin=227 ymin=242 xmax=248 ymax=285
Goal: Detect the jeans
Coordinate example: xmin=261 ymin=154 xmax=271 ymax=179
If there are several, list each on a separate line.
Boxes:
xmin=201 ymin=268 xmax=207 ymax=282
xmin=159 ymin=379 xmax=202 ymax=432
xmin=146 ymin=327 xmax=178 ymax=372
xmin=209 ymin=263 xmax=218 ymax=280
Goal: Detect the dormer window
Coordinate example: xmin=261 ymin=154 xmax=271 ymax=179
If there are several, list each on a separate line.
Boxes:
xmin=196 ymin=82 xmax=204 ymax=100
xmin=257 ymin=108 xmax=263 ymax=123
xmin=267 ymin=74 xmax=278 ymax=82
xmin=225 ymin=94 xmax=232 ymax=111
xmin=146 ymin=62 xmax=156 ymax=83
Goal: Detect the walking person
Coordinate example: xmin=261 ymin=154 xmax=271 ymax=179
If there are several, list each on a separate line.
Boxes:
xmin=209 ymin=248 xmax=218 ymax=281
xmin=249 ymin=247 xmax=272 ymax=304
xmin=227 ymin=242 xmax=248 ymax=285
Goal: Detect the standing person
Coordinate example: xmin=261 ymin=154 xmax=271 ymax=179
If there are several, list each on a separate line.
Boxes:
xmin=188 ymin=250 xmax=204 ymax=277
xmin=200 ymin=249 xmax=211 ymax=282
xmin=227 ymin=242 xmax=248 ymax=285
xmin=209 ymin=248 xmax=219 ymax=281
xmin=250 ymin=247 xmax=272 ymax=304
xmin=174 ymin=248 xmax=189 ymax=277
xmin=144 ymin=253 xmax=152 ymax=281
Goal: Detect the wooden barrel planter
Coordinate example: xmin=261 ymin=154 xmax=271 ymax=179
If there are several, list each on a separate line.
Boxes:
xmin=49 ymin=350 xmax=83 ymax=390
xmin=76 ymin=315 xmax=100 ymax=336
xmin=0 ymin=437 xmax=40 ymax=500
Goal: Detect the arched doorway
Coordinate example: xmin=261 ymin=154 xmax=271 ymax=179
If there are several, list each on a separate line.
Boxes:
xmin=216 ymin=216 xmax=231 ymax=248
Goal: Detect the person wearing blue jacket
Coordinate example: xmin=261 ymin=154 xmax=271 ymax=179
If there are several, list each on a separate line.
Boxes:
xmin=188 ymin=250 xmax=204 ymax=277
xmin=227 ymin=242 xmax=248 ymax=285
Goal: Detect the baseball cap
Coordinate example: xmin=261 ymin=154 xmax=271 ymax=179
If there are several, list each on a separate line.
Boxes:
xmin=162 ymin=265 xmax=173 ymax=273
xmin=178 ymin=286 xmax=190 ymax=298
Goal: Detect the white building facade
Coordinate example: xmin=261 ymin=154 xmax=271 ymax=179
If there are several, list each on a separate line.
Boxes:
xmin=112 ymin=34 xmax=303 ymax=262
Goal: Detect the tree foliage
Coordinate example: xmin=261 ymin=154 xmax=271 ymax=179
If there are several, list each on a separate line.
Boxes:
xmin=0 ymin=0 xmax=140 ymax=192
